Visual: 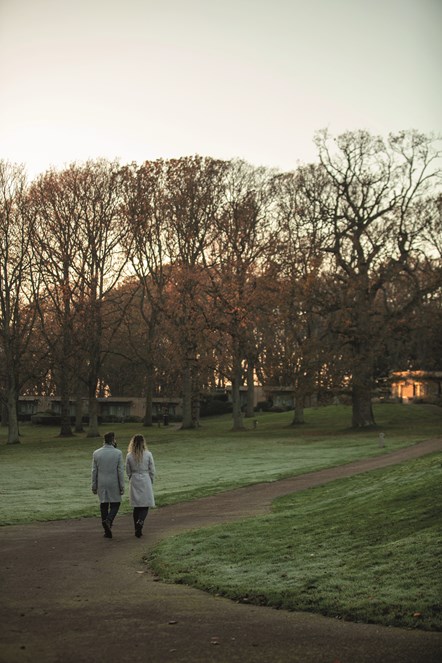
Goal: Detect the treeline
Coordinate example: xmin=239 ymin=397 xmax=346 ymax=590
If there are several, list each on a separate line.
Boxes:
xmin=0 ymin=129 xmax=441 ymax=443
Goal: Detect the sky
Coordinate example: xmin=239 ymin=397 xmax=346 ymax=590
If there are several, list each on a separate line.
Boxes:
xmin=0 ymin=0 xmax=441 ymax=179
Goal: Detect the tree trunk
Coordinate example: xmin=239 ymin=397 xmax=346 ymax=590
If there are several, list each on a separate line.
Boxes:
xmin=350 ymin=338 xmax=376 ymax=427
xmin=1 ymin=400 xmax=8 ymax=427
xmin=191 ymin=393 xmax=200 ymax=427
xmin=60 ymin=293 xmax=74 ymax=435
xmin=58 ymin=364 xmax=73 ymax=437
xmin=59 ymin=396 xmax=73 ymax=436
xmin=231 ymin=354 xmax=245 ymax=431
xmin=87 ymin=395 xmax=100 ymax=437
xmin=191 ymin=360 xmax=200 ymax=427
xmin=181 ymin=358 xmax=195 ymax=429
xmin=6 ymin=383 xmax=20 ymax=444
xmin=74 ymin=395 xmax=84 ymax=433
xmin=143 ymin=365 xmax=154 ymax=427
xmin=351 ymin=383 xmax=375 ymax=428
xmin=87 ymin=373 xmax=100 ymax=437
xmin=291 ymin=394 xmax=305 ymax=425
xmin=86 ymin=283 xmax=102 ymax=438
xmin=245 ymin=358 xmax=255 ymax=418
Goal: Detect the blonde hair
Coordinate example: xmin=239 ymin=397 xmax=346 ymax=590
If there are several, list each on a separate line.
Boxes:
xmin=128 ymin=434 xmax=147 ymax=464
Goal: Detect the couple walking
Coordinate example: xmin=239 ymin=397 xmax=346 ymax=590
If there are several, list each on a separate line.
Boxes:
xmin=91 ymin=431 xmax=155 ymax=539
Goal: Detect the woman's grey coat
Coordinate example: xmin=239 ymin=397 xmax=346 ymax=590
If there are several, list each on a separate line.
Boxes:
xmin=126 ymin=450 xmax=155 ymax=507
xmin=91 ymin=443 xmax=125 ymax=502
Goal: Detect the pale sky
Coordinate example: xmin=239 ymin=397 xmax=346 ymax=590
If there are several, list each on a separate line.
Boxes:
xmin=0 ymin=0 xmax=440 ymax=179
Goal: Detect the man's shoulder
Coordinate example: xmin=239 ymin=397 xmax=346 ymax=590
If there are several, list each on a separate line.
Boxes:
xmin=93 ymin=444 xmax=122 ymax=457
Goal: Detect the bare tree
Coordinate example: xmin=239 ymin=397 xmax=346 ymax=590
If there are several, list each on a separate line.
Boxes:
xmin=206 ymin=160 xmax=278 ymax=430
xmin=163 ymin=156 xmax=227 ymax=429
xmin=0 ymin=162 xmax=38 ymax=443
xmin=312 ymin=129 xmax=441 ymax=427
xmin=269 ymin=166 xmax=335 ymax=423
xmin=29 ymin=167 xmax=90 ymax=436
xmin=120 ymin=160 xmax=171 ymax=425
xmin=74 ymin=160 xmax=130 ymax=437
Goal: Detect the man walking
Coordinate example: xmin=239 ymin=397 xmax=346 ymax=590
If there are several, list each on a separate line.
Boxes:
xmin=91 ymin=431 xmax=125 ymax=538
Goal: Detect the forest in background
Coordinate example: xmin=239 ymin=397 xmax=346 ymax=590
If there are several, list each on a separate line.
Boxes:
xmin=0 ymin=129 xmax=441 ymax=443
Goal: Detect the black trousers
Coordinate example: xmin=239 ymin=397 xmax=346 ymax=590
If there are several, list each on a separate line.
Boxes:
xmin=133 ymin=506 xmax=149 ymax=527
xmin=100 ymin=502 xmax=120 ymax=525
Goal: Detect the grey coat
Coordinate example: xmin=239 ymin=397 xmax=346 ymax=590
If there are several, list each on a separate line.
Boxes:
xmin=91 ymin=443 xmax=125 ymax=502
xmin=126 ymin=450 xmax=155 ymax=507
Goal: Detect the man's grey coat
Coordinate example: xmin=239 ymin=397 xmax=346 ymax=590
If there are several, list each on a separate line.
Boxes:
xmin=91 ymin=443 xmax=125 ymax=502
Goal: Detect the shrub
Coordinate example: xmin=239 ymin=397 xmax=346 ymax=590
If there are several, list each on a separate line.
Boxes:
xmin=255 ymin=400 xmax=272 ymax=412
xmin=200 ymin=398 xmax=233 ymax=417
xmin=31 ymin=411 xmax=61 ymax=425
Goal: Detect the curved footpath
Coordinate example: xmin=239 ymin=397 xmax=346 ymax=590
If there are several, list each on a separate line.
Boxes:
xmin=1 ymin=438 xmax=441 ymax=663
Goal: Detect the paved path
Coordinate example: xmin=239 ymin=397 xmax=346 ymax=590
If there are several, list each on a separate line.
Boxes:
xmin=1 ymin=438 xmax=441 ymax=663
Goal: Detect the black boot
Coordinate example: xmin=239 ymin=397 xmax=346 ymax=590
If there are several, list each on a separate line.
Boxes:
xmin=135 ymin=519 xmax=143 ymax=538
xmin=103 ymin=518 xmax=113 ymax=538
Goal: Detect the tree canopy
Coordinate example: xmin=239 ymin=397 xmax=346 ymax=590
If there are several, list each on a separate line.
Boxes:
xmin=0 ymin=130 xmax=440 ymax=440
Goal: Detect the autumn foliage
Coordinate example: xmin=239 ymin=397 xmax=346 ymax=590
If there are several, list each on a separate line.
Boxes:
xmin=0 ymin=130 xmax=441 ymax=440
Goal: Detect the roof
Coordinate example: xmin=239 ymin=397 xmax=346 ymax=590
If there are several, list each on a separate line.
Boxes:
xmin=391 ymin=371 xmax=442 ymax=381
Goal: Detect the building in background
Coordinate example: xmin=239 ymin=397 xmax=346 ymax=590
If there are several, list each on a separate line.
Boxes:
xmin=390 ymin=371 xmax=442 ymax=404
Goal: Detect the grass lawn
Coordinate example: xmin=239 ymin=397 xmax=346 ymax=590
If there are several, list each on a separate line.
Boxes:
xmin=1 ymin=402 xmax=441 ymax=631
xmin=148 ymin=452 xmax=442 ymax=631
xmin=0 ymin=403 xmax=441 ymax=525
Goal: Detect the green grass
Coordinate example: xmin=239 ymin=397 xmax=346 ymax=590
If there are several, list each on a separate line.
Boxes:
xmin=0 ymin=403 xmax=441 ymax=525
xmin=1 ymin=402 xmax=441 ymax=631
xmin=148 ymin=452 xmax=442 ymax=631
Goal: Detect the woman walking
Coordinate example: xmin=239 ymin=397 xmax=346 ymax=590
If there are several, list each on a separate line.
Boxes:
xmin=126 ymin=434 xmax=156 ymax=537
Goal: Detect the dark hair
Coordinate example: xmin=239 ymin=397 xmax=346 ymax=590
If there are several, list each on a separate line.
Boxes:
xmin=104 ymin=431 xmax=115 ymax=445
